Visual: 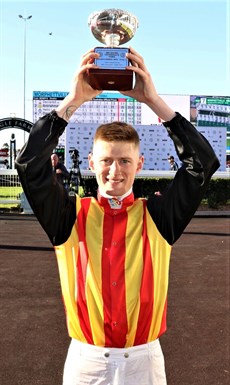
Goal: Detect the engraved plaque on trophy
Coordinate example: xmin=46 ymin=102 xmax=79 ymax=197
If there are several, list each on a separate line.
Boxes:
xmin=87 ymin=9 xmax=139 ymax=91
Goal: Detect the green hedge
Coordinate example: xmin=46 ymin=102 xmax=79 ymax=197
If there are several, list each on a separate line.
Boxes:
xmin=82 ymin=177 xmax=230 ymax=209
xmin=205 ymin=178 xmax=230 ymax=208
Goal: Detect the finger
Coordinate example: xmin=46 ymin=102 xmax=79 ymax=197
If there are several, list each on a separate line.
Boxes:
xmin=127 ymin=53 xmax=146 ymax=70
xmin=81 ymin=48 xmax=95 ymax=58
xmin=71 ymin=62 xmax=99 ymax=83
xmin=127 ymin=47 xmax=147 ymax=70
xmin=128 ymin=46 xmax=143 ymax=60
xmin=125 ymin=64 xmax=146 ymax=79
xmin=80 ymin=50 xmax=100 ymax=66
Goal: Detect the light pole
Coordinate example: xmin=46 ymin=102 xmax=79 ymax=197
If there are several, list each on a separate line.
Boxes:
xmin=18 ymin=14 xmax=32 ymax=143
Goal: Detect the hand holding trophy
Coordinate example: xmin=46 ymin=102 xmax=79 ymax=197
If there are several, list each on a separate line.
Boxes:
xmin=87 ymin=9 xmax=139 ymax=91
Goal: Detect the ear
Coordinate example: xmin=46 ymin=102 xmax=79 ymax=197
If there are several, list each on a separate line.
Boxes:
xmin=88 ymin=152 xmax=95 ymax=172
xmin=136 ymin=155 xmax=144 ymax=174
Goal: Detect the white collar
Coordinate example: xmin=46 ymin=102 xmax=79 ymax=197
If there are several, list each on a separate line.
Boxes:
xmin=99 ymin=187 xmax=133 ymax=201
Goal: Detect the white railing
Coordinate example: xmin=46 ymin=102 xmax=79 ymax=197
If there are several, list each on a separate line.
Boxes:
xmin=0 ymin=169 xmax=229 ymax=208
xmin=0 ymin=169 xmax=22 ymax=205
xmin=81 ymin=169 xmax=230 ymax=179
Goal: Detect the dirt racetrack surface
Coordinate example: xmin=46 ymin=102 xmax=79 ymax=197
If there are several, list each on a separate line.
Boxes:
xmin=0 ymin=213 xmax=229 ymax=385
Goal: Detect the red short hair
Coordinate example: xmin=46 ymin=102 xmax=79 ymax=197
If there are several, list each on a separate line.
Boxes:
xmin=94 ymin=121 xmax=140 ymax=147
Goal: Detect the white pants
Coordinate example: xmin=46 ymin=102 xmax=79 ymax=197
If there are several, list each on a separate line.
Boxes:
xmin=63 ymin=339 xmax=167 ymax=385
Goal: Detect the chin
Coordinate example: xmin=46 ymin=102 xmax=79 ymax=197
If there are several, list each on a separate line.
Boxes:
xmin=103 ymin=186 xmax=123 ymax=196
xmin=106 ymin=188 xmax=119 ymax=195
xmin=110 ymin=190 xmax=126 ymax=197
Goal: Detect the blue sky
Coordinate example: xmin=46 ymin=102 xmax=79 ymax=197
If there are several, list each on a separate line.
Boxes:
xmin=0 ymin=0 xmax=229 ymax=148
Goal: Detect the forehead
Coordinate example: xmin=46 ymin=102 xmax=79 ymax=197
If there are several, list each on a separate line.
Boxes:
xmin=93 ymin=140 xmax=139 ymax=156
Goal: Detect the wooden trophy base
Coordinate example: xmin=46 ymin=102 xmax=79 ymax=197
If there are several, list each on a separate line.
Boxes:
xmin=87 ymin=68 xmax=133 ymax=91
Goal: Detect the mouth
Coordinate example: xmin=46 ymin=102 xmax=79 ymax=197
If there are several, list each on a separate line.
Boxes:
xmin=106 ymin=177 xmax=124 ymax=184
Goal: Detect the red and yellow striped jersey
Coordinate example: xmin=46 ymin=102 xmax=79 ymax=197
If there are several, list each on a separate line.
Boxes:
xmin=55 ymin=192 xmax=172 ymax=348
xmin=15 ymin=111 xmax=220 ymax=348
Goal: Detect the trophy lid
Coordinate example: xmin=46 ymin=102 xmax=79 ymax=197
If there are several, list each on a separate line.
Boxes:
xmin=88 ymin=9 xmax=139 ymax=46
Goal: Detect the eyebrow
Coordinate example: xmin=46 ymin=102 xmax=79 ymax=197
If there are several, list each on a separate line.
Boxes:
xmin=98 ymin=156 xmax=133 ymax=161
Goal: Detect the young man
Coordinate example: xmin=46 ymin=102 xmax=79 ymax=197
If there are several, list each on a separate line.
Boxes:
xmin=167 ymin=155 xmax=179 ymax=171
xmin=51 ymin=153 xmax=70 ymax=186
xmin=15 ymin=48 xmax=219 ymax=385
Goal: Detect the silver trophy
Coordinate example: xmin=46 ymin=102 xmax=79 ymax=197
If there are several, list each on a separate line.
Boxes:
xmin=87 ymin=9 xmax=139 ymax=91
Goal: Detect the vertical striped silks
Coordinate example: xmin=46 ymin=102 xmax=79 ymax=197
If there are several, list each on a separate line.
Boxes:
xmin=55 ymin=196 xmax=172 ymax=348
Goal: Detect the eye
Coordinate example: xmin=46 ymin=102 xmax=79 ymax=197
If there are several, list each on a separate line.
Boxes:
xmin=101 ymin=158 xmax=112 ymax=165
xmin=120 ymin=159 xmax=130 ymax=164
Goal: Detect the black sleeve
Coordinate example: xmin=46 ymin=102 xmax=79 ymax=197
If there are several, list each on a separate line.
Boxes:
xmin=146 ymin=113 xmax=220 ymax=245
xmin=15 ymin=111 xmax=76 ymax=246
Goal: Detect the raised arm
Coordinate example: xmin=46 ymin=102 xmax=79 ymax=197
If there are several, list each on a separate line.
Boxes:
xmin=122 ymin=47 xmax=176 ymax=121
xmin=121 ymin=48 xmax=219 ymax=244
xmin=55 ymin=49 xmax=102 ymax=121
xmin=15 ymin=50 xmax=102 ymax=245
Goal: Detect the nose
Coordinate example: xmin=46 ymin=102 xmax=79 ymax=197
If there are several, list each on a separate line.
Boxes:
xmin=109 ymin=161 xmax=120 ymax=176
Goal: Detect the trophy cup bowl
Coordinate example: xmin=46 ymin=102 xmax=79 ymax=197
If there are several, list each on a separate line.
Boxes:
xmin=87 ymin=9 xmax=139 ymax=91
